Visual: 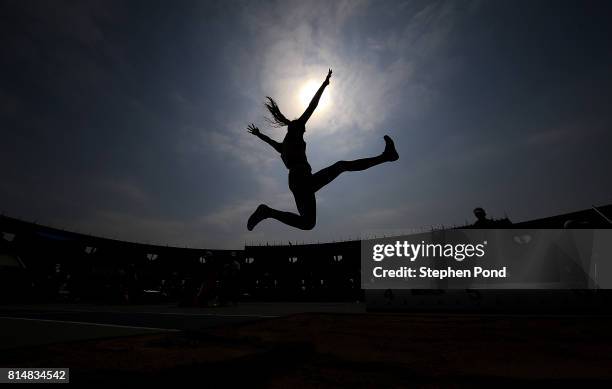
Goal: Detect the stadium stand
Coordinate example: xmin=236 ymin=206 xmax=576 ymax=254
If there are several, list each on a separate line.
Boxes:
xmin=1 ymin=204 xmax=610 ymax=305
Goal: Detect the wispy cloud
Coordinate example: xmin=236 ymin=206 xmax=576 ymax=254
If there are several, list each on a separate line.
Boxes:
xmin=234 ymin=0 xmax=464 ymax=140
xmin=161 ymin=0 xmax=482 ymax=246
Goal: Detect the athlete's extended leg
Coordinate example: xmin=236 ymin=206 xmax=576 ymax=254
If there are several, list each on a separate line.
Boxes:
xmin=312 ymin=135 xmax=399 ymax=192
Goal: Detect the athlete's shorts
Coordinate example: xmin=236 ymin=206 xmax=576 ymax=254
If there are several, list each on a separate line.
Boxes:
xmin=288 ymin=163 xmax=313 ymax=193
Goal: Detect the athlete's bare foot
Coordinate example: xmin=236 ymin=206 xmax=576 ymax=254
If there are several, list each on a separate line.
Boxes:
xmin=382 ymin=135 xmax=399 ymax=161
xmin=247 ymin=204 xmax=269 ymax=231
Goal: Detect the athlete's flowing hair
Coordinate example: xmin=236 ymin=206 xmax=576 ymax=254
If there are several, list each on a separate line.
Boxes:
xmin=264 ymin=96 xmax=291 ymax=127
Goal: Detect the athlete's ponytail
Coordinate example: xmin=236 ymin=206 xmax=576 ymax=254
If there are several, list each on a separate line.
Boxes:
xmin=264 ymin=97 xmax=291 ymax=127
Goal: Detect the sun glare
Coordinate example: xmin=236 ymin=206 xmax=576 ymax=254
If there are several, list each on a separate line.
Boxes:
xmin=298 ymin=79 xmax=332 ymax=113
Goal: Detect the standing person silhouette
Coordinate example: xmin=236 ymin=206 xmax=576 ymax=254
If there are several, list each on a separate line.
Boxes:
xmin=247 ymin=69 xmax=399 ymax=231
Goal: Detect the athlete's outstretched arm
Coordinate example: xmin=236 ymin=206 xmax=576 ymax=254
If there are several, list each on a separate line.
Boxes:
xmin=247 ymin=124 xmax=282 ymax=154
xmin=298 ymin=69 xmax=332 ymax=124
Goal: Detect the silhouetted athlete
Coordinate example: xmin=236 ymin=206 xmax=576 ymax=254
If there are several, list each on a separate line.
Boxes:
xmin=247 ymin=69 xmax=399 ymax=231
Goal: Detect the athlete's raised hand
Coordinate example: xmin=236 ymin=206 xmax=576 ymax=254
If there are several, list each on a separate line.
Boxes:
xmin=247 ymin=123 xmax=261 ymax=136
xmin=324 ymin=68 xmax=332 ymax=85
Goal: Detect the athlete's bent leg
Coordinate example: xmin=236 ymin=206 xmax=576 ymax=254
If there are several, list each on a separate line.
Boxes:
xmin=247 ymin=191 xmax=316 ymax=231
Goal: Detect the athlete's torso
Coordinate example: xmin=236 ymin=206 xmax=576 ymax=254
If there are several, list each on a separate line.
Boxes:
xmin=281 ymin=129 xmax=310 ymax=170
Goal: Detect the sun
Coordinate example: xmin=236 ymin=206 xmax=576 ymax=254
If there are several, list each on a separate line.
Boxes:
xmin=298 ymin=79 xmax=332 ymax=113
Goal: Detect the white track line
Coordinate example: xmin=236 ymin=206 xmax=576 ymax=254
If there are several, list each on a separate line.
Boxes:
xmin=12 ymin=309 xmax=280 ymax=318
xmin=0 ymin=316 xmax=180 ymax=332
xmin=142 ymin=311 xmax=279 ymax=318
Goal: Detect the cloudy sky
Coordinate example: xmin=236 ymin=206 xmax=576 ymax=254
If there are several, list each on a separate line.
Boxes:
xmin=1 ymin=0 xmax=611 ymax=248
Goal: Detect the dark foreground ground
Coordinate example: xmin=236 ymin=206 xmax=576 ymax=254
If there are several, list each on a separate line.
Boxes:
xmin=1 ymin=303 xmax=612 ymax=387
